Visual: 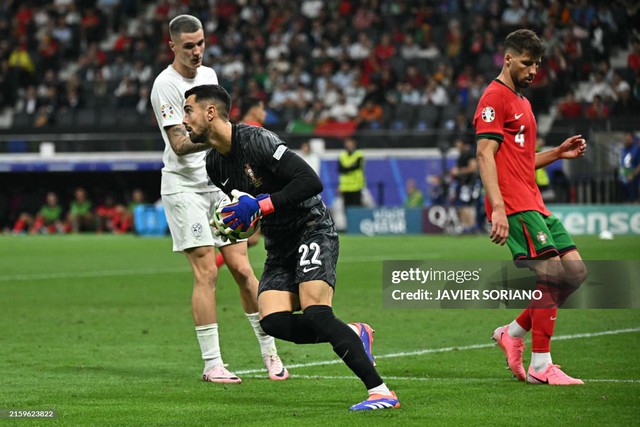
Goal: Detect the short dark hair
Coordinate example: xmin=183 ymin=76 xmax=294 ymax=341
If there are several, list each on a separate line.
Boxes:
xmin=169 ymin=15 xmax=202 ymax=40
xmin=184 ymin=84 xmax=231 ymax=120
xmin=240 ymin=96 xmax=262 ymax=119
xmin=504 ymin=29 xmax=545 ymax=58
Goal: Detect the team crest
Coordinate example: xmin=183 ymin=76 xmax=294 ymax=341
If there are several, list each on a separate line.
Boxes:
xmin=244 ymin=163 xmax=263 ymax=188
xmin=191 ymin=222 xmax=203 ymax=238
xmin=536 ymin=231 xmax=548 ymax=244
xmin=161 ymin=103 xmax=174 ymax=119
xmin=481 ymin=106 xmax=495 ymax=123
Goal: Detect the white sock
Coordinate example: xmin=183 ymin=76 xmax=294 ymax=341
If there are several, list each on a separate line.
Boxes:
xmin=531 ymin=352 xmax=552 ymax=372
xmin=508 ymin=320 xmax=528 ymax=338
xmin=195 ymin=324 xmax=223 ymax=373
xmin=348 ymin=323 xmax=358 ymax=334
xmin=245 ymin=312 xmax=277 ymax=356
xmin=368 ymin=383 xmax=392 ymax=396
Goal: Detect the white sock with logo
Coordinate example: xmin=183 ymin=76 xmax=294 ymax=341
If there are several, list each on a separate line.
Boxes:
xmin=195 ymin=324 xmax=223 ymax=373
xmin=246 ymin=312 xmax=277 ymax=356
xmin=508 ymin=320 xmax=528 ymax=338
xmin=368 ymin=383 xmax=392 ymax=396
xmin=531 ymin=352 xmax=552 ymax=372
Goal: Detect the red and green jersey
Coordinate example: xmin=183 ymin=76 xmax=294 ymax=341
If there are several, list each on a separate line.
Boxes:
xmin=473 ymin=79 xmax=550 ymax=218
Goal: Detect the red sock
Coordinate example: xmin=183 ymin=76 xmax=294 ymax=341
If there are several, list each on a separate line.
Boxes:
xmin=515 ymin=308 xmax=532 ymax=331
xmin=529 ymin=282 xmax=558 ymax=353
xmin=13 ymin=219 xmax=27 ymax=232
xmin=531 ymin=307 xmax=557 ymax=353
xmin=215 ymin=252 xmax=225 ymax=268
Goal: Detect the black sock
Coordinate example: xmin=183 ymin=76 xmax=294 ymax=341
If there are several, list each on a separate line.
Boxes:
xmin=304 ymin=305 xmax=383 ymax=389
xmin=260 ymin=311 xmax=326 ymax=344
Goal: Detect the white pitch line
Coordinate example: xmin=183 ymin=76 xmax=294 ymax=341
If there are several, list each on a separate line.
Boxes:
xmin=0 ymin=254 xmax=424 ymax=283
xmin=0 ymin=267 xmax=189 ymax=282
xmin=242 ymin=374 xmax=640 ymax=384
xmin=235 ymin=327 xmax=640 ymax=375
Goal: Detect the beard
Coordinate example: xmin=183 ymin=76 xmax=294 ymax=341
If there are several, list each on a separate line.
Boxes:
xmin=514 ymin=75 xmax=534 ymax=89
xmin=188 ymin=127 xmax=208 ymax=144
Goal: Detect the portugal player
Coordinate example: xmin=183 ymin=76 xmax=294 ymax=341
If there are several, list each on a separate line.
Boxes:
xmin=475 ymin=29 xmax=588 ymax=385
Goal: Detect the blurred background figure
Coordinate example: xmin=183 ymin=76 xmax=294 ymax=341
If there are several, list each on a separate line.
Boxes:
xmin=536 ymin=137 xmax=556 ymax=202
xmin=620 ymin=131 xmax=640 ymax=203
xmin=67 ymin=187 xmax=93 ymax=233
xmin=403 ymin=178 xmax=424 ymax=208
xmin=30 ymin=191 xmax=65 ymax=234
xmin=240 ymin=96 xmax=266 ymax=127
xmin=338 ymin=137 xmax=365 ymax=207
xmin=298 ymin=140 xmax=320 ymax=176
xmin=449 ymin=138 xmax=479 ymax=233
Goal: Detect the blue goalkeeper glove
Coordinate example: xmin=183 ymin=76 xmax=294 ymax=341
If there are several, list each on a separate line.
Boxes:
xmin=221 ymin=189 xmax=274 ymax=232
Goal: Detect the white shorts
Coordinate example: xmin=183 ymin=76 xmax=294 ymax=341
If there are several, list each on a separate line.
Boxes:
xmin=163 ymin=191 xmax=238 ymax=252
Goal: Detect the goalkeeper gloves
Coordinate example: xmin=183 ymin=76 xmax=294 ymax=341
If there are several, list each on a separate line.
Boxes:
xmin=221 ymin=189 xmax=274 ymax=232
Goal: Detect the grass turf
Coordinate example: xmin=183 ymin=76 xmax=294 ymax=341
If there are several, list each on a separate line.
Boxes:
xmin=0 ymin=234 xmax=638 ymax=426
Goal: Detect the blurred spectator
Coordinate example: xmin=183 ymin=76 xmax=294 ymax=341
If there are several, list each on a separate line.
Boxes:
xmin=585 ymin=95 xmax=609 ymax=119
xmin=582 ymin=71 xmax=616 ymax=102
xmin=611 ymin=85 xmax=640 ymax=117
xmin=403 ymin=178 xmax=425 ymax=208
xmin=338 ymin=138 xmax=365 ymax=207
xmin=95 ymin=195 xmax=121 ymax=233
xmin=114 ymin=75 xmax=138 ymax=107
xmin=628 ymin=39 xmax=640 ymax=73
xmin=298 ymin=140 xmax=321 ymax=175
xmin=620 ymin=132 xmax=640 ymax=202
xmin=450 ymin=139 xmax=479 ymax=233
xmin=535 ymin=137 xmax=555 ymax=202
xmin=326 ymin=90 xmax=358 ymax=123
xmin=427 ymin=175 xmax=447 ymax=206
xmin=15 ymin=191 xmax=65 ymax=234
xmin=302 ymin=99 xmax=329 ymax=128
xmin=135 ymin=85 xmax=151 ymax=116
xmin=67 ymin=187 xmax=93 ymax=233
xmin=8 ymin=35 xmax=35 ymax=88
xmin=240 ymin=96 xmax=266 ymax=127
xmin=420 ymin=78 xmax=449 ymax=107
xmin=356 ymin=98 xmax=383 ymax=130
xmin=558 ymin=90 xmax=583 ymax=119
xmin=15 ymin=86 xmax=40 ymax=115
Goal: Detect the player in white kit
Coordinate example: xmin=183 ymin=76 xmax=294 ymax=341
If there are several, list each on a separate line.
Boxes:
xmin=150 ymin=14 xmax=288 ymax=383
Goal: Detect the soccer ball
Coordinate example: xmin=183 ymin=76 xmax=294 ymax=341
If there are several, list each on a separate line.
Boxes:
xmin=211 ymin=194 xmax=260 ymax=240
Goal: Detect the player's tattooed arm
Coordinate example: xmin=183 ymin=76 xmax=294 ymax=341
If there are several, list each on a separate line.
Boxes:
xmin=166 ymin=124 xmax=208 ymax=155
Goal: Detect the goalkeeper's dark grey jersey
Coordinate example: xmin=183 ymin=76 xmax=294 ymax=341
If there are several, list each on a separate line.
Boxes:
xmin=205 ymin=124 xmax=330 ymax=238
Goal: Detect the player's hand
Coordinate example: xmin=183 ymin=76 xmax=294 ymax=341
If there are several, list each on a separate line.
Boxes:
xmin=557 ymin=135 xmax=587 ymax=160
xmin=209 ymin=218 xmax=237 ymax=243
xmin=221 ymin=190 xmax=269 ymax=232
xmin=489 ymin=209 xmax=509 ymax=246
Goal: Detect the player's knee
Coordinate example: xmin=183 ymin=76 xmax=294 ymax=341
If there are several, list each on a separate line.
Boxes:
xmin=565 ymin=261 xmax=587 ymax=288
xmin=227 ymin=260 xmax=255 ymax=284
xmin=260 ymin=312 xmax=293 ymax=341
xmin=303 ymin=305 xmax=335 ymax=339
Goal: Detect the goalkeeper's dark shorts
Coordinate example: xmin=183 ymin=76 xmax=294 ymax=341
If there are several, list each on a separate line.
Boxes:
xmin=259 ymin=207 xmax=339 ymax=295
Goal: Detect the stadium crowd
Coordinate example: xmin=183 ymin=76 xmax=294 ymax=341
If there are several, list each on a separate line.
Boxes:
xmin=1 ymin=0 xmax=639 ymax=134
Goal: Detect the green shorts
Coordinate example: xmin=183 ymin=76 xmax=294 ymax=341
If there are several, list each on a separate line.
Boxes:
xmin=506 ymin=211 xmax=577 ymax=261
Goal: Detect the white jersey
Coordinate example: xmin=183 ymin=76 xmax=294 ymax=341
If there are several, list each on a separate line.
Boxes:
xmin=150 ymin=65 xmax=218 ymax=195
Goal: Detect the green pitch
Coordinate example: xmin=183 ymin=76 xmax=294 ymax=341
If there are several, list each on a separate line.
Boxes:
xmin=0 ymin=234 xmax=638 ymax=426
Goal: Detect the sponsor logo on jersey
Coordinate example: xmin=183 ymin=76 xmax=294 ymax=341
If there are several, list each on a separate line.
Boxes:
xmin=161 ymin=103 xmax=174 ymax=119
xmin=244 ymin=163 xmax=263 ymax=188
xmin=481 ymin=106 xmax=495 ymax=123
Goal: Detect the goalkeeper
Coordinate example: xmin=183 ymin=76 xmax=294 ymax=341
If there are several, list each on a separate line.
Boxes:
xmin=183 ymin=84 xmax=400 ymax=412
